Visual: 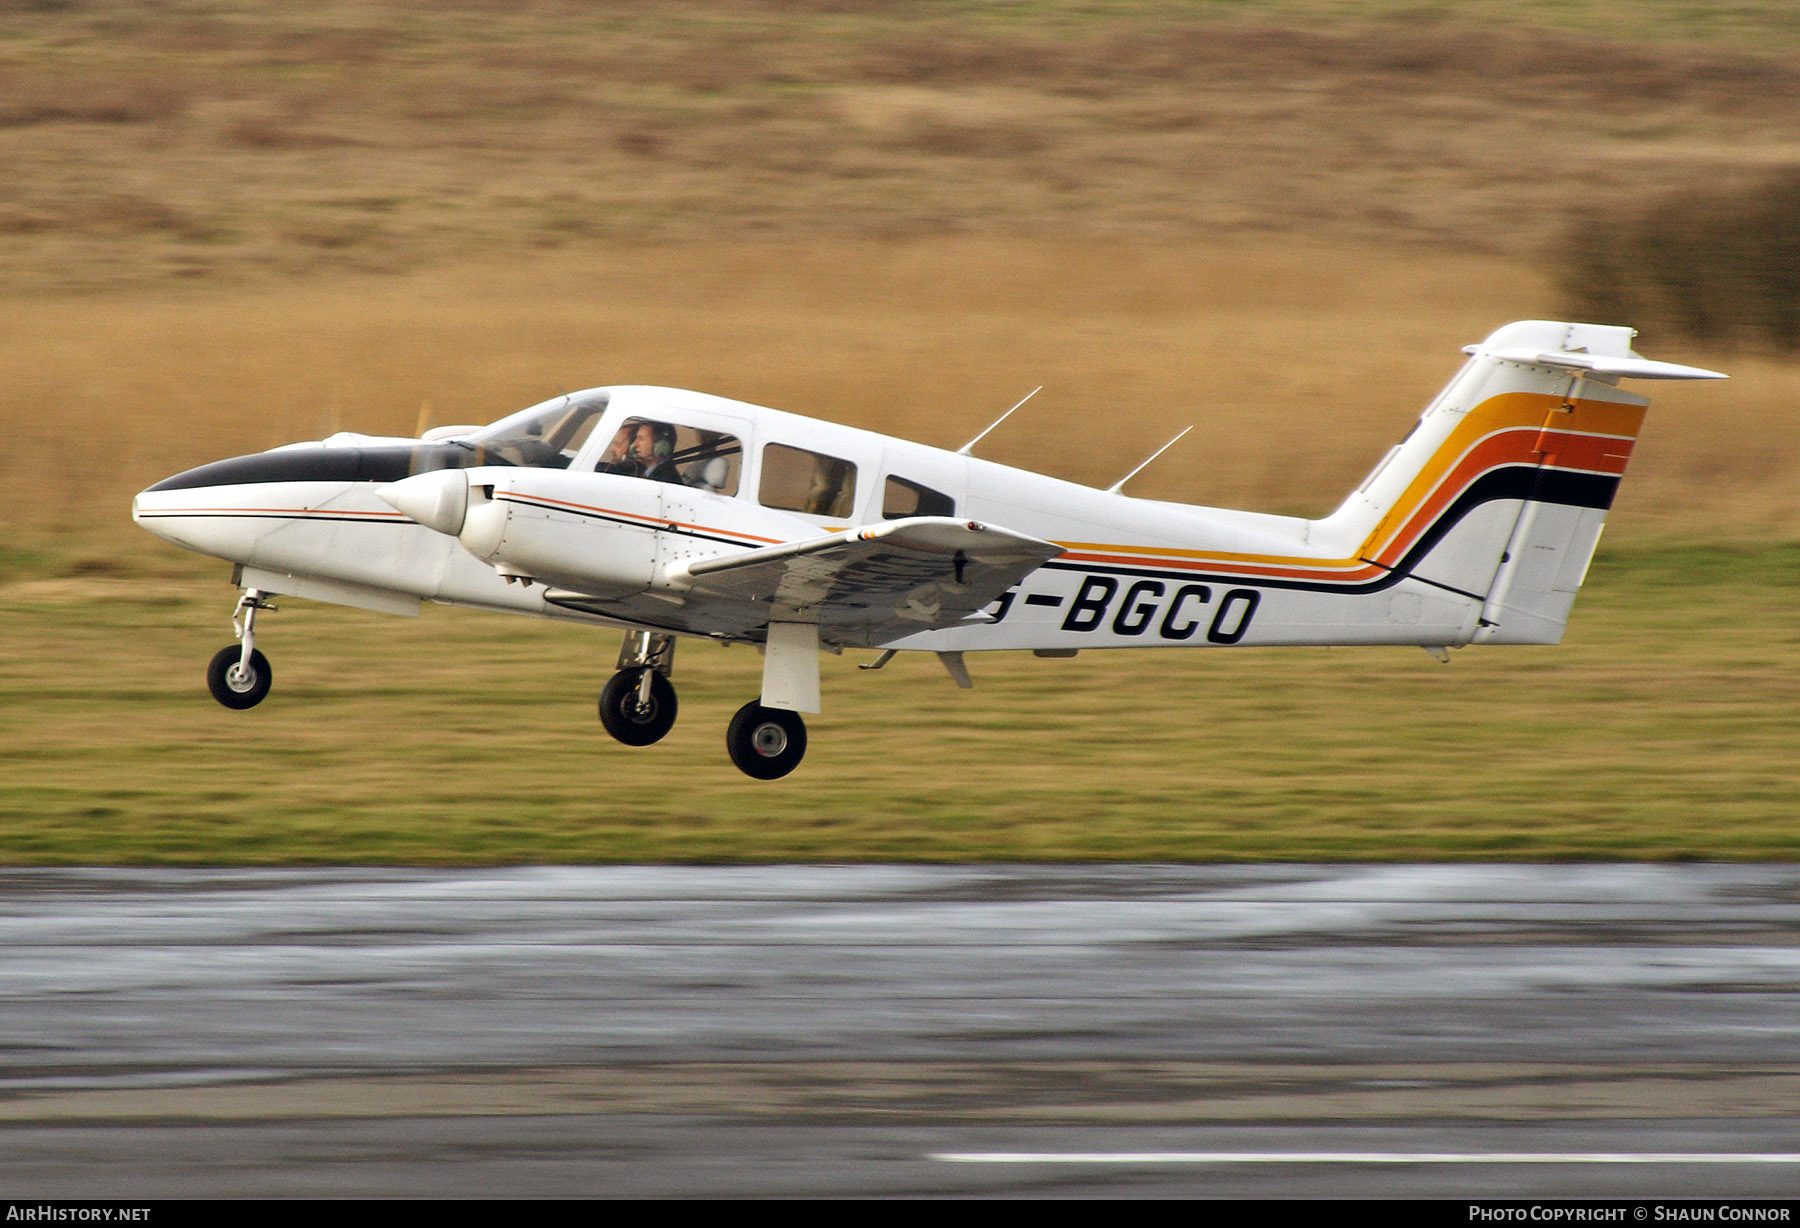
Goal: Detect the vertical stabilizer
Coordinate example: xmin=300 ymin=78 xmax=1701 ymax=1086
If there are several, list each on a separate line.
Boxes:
xmin=1311 ymin=321 xmax=1723 ymax=645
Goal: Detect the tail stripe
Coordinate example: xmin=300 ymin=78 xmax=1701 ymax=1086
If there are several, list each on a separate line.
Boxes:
xmin=1042 ymin=464 xmax=1619 ymax=597
xmin=1052 ymin=385 xmax=1649 ymax=592
xmin=1361 ymin=426 xmax=1632 ymax=569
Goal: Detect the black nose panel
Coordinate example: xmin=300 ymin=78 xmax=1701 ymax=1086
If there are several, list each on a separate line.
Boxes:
xmin=145 ymin=444 xmax=478 ymax=492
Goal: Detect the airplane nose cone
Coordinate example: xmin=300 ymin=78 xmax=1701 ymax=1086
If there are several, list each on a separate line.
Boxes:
xmin=131 ymin=484 xmax=260 ymax=559
xmin=377 ymin=469 xmax=469 ymax=536
xmin=131 ymin=488 xmax=175 ymax=542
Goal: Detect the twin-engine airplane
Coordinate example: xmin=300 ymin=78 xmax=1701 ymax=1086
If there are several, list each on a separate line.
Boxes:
xmin=133 ymin=320 xmax=1723 ymax=779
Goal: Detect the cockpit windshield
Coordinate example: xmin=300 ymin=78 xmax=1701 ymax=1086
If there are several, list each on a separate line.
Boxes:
xmin=455 ymin=391 xmax=611 ymax=469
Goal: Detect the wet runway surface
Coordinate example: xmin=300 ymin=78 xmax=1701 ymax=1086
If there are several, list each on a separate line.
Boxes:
xmin=3 ymin=864 xmax=1799 ymax=1197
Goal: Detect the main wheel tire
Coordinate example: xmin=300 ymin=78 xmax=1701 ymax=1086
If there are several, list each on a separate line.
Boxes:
xmin=725 ymin=701 xmax=807 ymax=780
xmin=598 ymin=668 xmax=678 ymax=746
xmin=206 ymin=646 xmax=272 ymax=710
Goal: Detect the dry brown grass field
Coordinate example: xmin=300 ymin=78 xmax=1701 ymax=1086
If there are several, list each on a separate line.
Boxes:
xmin=2 ymin=2 xmax=1796 ymax=861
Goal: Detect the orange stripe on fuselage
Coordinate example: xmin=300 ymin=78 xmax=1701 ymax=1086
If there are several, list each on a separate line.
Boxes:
xmin=1055 ymin=548 xmax=1390 ymax=585
xmin=1534 ymin=429 xmax=1636 ymax=470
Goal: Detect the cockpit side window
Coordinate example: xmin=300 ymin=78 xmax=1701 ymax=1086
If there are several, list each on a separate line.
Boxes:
xmin=881 ymin=475 xmax=955 ymax=520
xmin=595 ymin=418 xmax=741 ymax=494
xmin=759 ymin=443 xmax=858 ymax=518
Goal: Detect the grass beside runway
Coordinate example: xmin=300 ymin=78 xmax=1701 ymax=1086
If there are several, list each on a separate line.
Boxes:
xmin=3 ymin=538 xmax=1794 ymax=864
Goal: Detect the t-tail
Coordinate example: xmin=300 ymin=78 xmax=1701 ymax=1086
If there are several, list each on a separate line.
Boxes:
xmin=1309 ymin=320 xmax=1724 ymax=645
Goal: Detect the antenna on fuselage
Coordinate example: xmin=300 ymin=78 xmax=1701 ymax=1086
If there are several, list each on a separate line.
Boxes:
xmin=1105 ymin=425 xmax=1193 ymax=495
xmin=957 ymin=386 xmax=1041 ymax=456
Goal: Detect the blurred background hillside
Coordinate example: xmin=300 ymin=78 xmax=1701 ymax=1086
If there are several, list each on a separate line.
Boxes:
xmin=6 ymin=0 xmax=1800 ymax=545
xmin=11 ymin=0 xmax=1800 ymax=286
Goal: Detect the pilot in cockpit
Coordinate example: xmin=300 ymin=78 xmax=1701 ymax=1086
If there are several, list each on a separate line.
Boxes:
xmin=636 ymin=422 xmax=685 ymax=485
xmin=594 ymin=418 xmax=733 ymax=489
xmin=596 ymin=423 xmax=639 ymax=475
xmin=595 ymin=419 xmax=680 ymax=481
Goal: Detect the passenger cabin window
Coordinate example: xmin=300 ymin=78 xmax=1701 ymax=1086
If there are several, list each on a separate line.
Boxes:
xmin=760 ymin=444 xmax=857 ymax=518
xmin=594 ymin=418 xmax=741 ymax=495
xmin=882 ymin=475 xmax=955 ymax=520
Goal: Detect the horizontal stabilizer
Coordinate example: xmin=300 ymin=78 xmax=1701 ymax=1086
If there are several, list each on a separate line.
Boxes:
xmin=1472 ymin=347 xmax=1727 ymax=382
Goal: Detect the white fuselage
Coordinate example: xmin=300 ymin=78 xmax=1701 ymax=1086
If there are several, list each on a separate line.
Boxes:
xmin=134 ymin=383 xmax=1482 ymax=654
xmin=142 ymin=316 xmax=1716 ymax=659
xmin=131 ymin=321 xmax=1727 ymax=779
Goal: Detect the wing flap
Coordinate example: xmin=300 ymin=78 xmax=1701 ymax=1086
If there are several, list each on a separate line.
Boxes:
xmin=676 ymin=516 xmax=1062 ymax=641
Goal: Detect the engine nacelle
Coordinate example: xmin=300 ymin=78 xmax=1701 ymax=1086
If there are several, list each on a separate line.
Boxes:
xmin=382 ymin=466 xmax=820 ymax=603
xmin=456 ymin=469 xmax=659 ymax=599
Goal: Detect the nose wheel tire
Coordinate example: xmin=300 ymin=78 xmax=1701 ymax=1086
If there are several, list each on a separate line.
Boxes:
xmin=598 ymin=668 xmax=678 ymax=746
xmin=725 ymin=702 xmax=807 ymax=780
xmin=206 ymin=646 xmax=272 ymax=710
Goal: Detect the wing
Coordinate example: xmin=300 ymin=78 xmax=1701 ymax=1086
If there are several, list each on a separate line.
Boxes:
xmin=674 ymin=516 xmax=1063 ymax=646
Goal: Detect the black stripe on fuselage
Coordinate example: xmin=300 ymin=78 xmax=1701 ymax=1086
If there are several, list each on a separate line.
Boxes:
xmin=1039 ymin=466 xmax=1619 ymax=596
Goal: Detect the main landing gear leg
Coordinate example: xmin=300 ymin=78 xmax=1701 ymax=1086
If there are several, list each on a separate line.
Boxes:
xmin=598 ymin=631 xmax=678 ymax=746
xmin=206 ymin=588 xmax=276 ymax=710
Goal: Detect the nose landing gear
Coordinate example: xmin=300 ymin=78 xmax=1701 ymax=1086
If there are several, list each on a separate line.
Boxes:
xmin=598 ymin=630 xmax=679 ymax=746
xmin=598 ymin=667 xmax=678 ymax=745
xmin=207 ymin=590 xmax=276 ymax=709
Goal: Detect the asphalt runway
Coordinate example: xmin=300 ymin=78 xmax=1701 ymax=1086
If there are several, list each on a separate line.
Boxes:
xmin=2 ymin=864 xmax=1799 ymax=1198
